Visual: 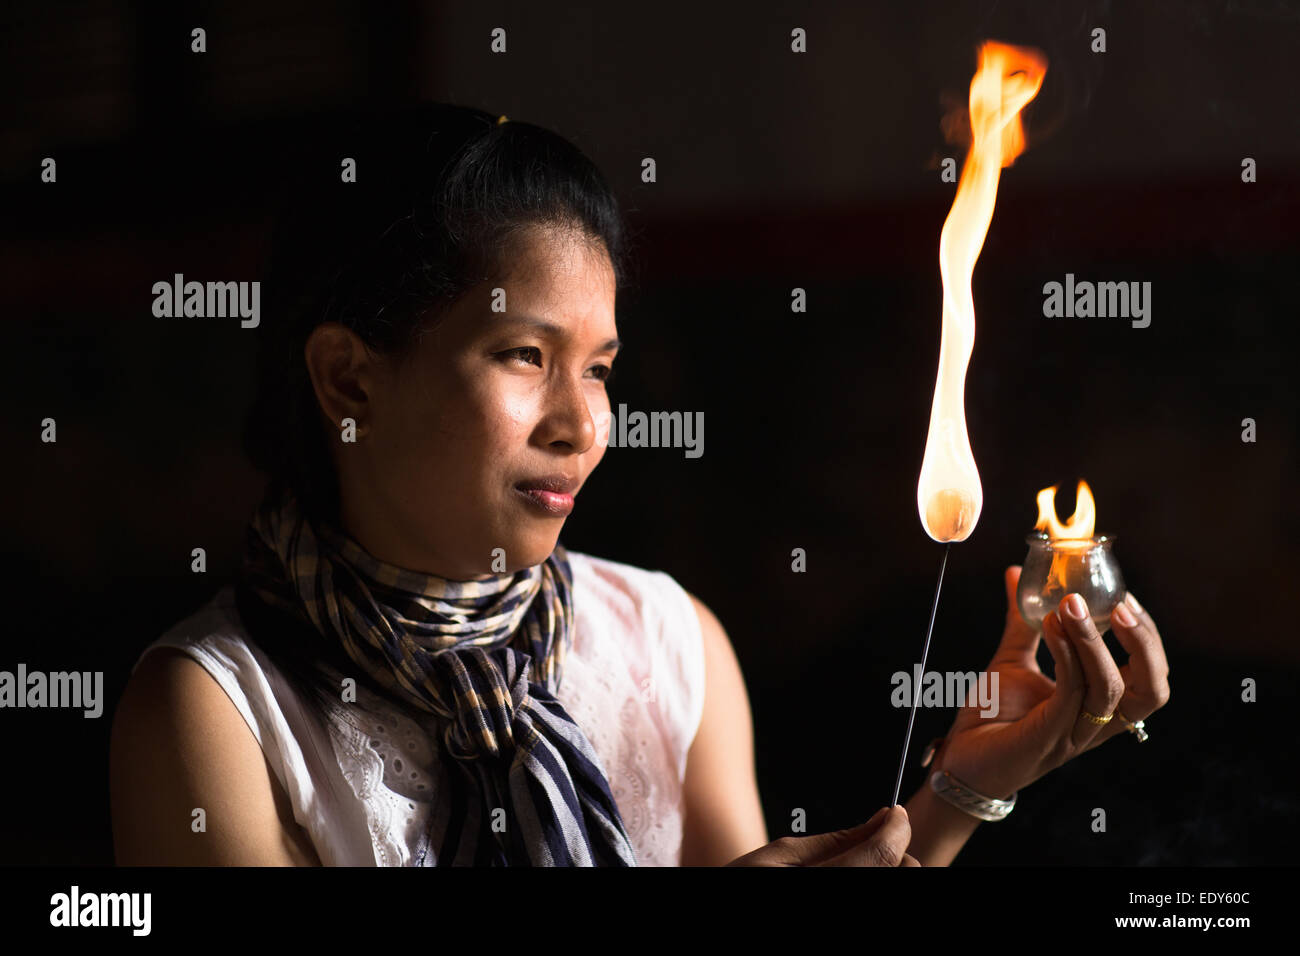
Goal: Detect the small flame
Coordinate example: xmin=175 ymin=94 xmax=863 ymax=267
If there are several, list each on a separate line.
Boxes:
xmin=917 ymin=41 xmax=1047 ymax=542
xmin=1035 ymin=480 xmax=1096 ymax=539
xmin=1035 ymin=480 xmax=1097 ymax=595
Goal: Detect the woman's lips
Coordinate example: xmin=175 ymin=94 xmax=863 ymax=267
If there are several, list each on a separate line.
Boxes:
xmin=514 ymin=486 xmax=574 ymax=516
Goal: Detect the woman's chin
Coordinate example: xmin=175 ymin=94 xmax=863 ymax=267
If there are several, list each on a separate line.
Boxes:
xmin=501 ymin=532 xmax=563 ymax=572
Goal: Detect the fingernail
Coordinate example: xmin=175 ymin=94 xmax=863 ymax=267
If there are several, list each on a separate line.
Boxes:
xmin=1113 ymin=603 xmax=1137 ymax=628
xmin=1065 ymin=593 xmax=1087 ymax=620
xmin=1126 ymin=592 xmax=1144 ymax=614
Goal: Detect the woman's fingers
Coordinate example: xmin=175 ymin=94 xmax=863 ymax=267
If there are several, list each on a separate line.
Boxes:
xmin=1052 ymin=594 xmax=1126 ymax=749
xmin=991 ymin=566 xmax=1044 ymax=672
xmin=823 ymin=807 xmax=913 ymax=867
xmin=727 ymin=807 xmax=920 ymax=866
xmin=1123 ymin=591 xmax=1164 ymax=648
xmin=1085 ymin=592 xmax=1171 ymax=749
xmin=1114 ymin=592 xmax=1170 ymax=711
xmin=1036 ymin=610 xmax=1084 ymax=745
xmin=1114 ymin=592 xmax=1171 ymax=713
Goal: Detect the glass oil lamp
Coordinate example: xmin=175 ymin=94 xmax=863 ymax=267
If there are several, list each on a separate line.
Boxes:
xmin=1015 ymin=481 xmax=1126 ymax=633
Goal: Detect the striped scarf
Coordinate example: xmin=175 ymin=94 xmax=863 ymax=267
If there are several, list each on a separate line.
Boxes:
xmin=238 ymin=489 xmax=638 ymax=866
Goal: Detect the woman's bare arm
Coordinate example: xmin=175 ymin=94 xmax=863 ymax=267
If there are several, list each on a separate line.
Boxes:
xmin=110 ymin=647 xmax=321 ymax=866
xmin=679 ymin=593 xmax=769 ymax=866
xmin=902 ymin=774 xmax=981 ymax=866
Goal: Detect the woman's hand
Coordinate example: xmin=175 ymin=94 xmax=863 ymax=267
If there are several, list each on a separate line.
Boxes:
xmin=930 ymin=566 xmax=1170 ymax=802
xmin=726 ymin=807 xmax=920 ymax=866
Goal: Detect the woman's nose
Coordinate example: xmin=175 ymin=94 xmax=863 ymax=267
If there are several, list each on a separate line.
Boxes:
xmin=542 ymin=374 xmax=596 ymax=453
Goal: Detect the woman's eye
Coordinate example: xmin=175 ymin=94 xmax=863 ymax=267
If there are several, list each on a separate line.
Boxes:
xmin=496 ymin=347 xmax=613 ymax=383
xmin=499 ymin=346 xmax=542 ymax=366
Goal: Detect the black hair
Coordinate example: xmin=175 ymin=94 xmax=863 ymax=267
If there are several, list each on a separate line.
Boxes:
xmin=234 ymin=101 xmax=635 ymax=727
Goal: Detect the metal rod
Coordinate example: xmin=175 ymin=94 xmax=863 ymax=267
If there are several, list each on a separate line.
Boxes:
xmin=891 ymin=541 xmax=951 ymax=808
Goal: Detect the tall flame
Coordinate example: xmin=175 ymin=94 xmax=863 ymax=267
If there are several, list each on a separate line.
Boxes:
xmin=917 ymin=41 xmax=1048 ymax=541
xmin=1035 ymin=479 xmax=1097 ymax=594
xmin=1035 ymin=480 xmax=1096 ymax=539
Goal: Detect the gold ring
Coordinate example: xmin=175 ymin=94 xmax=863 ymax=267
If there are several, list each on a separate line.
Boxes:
xmin=1080 ymin=708 xmax=1113 ymax=725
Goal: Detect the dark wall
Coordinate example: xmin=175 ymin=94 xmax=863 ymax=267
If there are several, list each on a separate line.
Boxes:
xmin=2 ymin=0 xmax=1296 ymax=865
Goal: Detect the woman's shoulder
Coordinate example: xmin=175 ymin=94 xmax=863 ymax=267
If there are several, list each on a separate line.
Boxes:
xmin=565 ymin=549 xmax=707 ymax=644
xmin=123 ymin=585 xmax=298 ymax=774
xmin=111 ymin=589 xmax=321 ymax=865
xmin=138 ymin=582 xmax=254 ymax=671
xmin=566 ymin=548 xmax=698 ymax=615
xmin=128 ymin=587 xmax=270 ymax=729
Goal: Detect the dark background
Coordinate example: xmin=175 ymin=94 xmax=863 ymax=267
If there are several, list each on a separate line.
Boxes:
xmin=2 ymin=0 xmax=1297 ymax=865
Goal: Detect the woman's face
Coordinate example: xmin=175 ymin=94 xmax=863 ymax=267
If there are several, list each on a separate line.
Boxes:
xmin=308 ymin=223 xmax=620 ymax=579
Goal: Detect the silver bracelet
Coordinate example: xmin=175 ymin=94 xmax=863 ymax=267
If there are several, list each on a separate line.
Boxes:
xmin=928 ymin=769 xmax=1018 ymax=822
xmin=920 ymin=737 xmax=1018 ymax=822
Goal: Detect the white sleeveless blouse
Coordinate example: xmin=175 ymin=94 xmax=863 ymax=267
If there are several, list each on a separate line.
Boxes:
xmin=131 ymin=551 xmax=706 ymax=866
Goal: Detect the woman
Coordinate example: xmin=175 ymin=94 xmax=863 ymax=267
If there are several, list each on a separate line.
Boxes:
xmin=109 ymin=102 xmax=1170 ymax=867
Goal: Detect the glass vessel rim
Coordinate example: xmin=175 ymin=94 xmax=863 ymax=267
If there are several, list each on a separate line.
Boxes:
xmin=1024 ymin=531 xmax=1116 ymax=547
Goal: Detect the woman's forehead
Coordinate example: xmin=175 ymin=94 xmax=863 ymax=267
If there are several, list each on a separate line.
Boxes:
xmin=503 ymin=223 xmax=617 ymax=292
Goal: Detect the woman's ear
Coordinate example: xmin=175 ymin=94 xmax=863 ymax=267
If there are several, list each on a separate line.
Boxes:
xmin=303 ymin=322 xmax=375 ymax=440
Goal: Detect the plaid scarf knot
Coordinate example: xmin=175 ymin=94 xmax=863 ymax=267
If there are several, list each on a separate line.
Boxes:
xmin=431 ymin=645 xmax=534 ymax=761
